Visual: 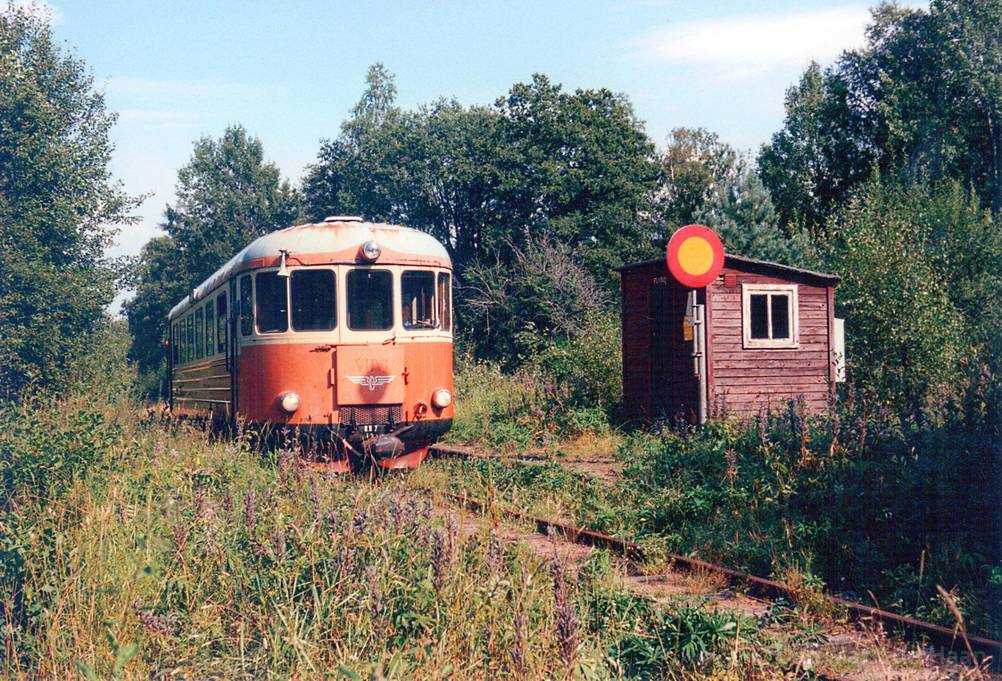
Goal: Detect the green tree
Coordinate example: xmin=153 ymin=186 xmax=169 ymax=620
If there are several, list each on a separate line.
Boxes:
xmin=489 ymin=74 xmax=658 ymax=280
xmin=695 ymin=170 xmax=810 ymax=266
xmin=164 ymin=126 xmax=300 ymax=283
xmin=0 ymin=6 xmax=139 ymax=398
xmin=654 ymin=127 xmax=740 ymax=229
xmin=933 ymin=0 xmax=1002 ymax=213
xmin=125 ymin=126 xmax=299 ymax=393
xmin=757 ymin=62 xmax=873 ymax=234
xmin=304 ymin=69 xmax=659 ymax=286
xmin=122 ymin=237 xmax=188 ymax=394
xmin=760 ymin=1 xmax=1002 ymax=231
xmin=653 ymin=127 xmax=806 ymax=264
xmin=820 ymin=177 xmax=1002 ymax=411
xmin=305 ymin=92 xmax=502 ymax=270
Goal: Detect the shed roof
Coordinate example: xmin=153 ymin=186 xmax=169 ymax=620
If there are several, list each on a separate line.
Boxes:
xmin=616 ymin=253 xmax=839 ymax=285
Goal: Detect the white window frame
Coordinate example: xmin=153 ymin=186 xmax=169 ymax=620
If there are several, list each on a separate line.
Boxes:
xmin=741 ymin=283 xmax=799 ymax=349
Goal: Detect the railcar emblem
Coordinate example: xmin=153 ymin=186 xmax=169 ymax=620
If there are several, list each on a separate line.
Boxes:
xmin=346 ymin=375 xmax=397 ymax=391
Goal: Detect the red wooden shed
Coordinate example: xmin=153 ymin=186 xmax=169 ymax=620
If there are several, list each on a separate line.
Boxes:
xmin=619 ymin=254 xmax=842 ymax=422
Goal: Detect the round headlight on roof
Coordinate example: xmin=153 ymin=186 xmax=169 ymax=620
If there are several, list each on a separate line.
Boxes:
xmin=277 ymin=391 xmax=300 ymax=414
xmin=361 ymin=240 xmax=381 ymax=261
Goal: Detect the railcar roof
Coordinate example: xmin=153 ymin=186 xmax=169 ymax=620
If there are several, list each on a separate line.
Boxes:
xmin=168 ymin=219 xmax=451 ymax=320
xmin=616 ymin=253 xmax=840 ymax=285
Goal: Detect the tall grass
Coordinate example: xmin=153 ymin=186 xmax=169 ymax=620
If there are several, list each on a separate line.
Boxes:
xmin=448 ymin=357 xmax=615 ymax=453
xmin=441 ymin=395 xmax=1002 ymax=642
xmin=1 ymin=401 xmax=771 ymax=679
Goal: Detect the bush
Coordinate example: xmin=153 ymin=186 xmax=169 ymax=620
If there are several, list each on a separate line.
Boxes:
xmin=533 ymin=310 xmax=622 ymax=415
xmin=611 ymin=604 xmax=756 ymax=677
xmin=616 ymin=392 xmax=1002 ymax=639
xmin=820 ymin=178 xmax=1002 ymax=412
xmin=449 ymin=345 xmax=619 ymax=451
xmin=0 ymin=400 xmax=122 ymax=505
xmin=0 ymin=399 xmax=124 ymax=666
xmin=460 ymin=234 xmax=612 ymax=367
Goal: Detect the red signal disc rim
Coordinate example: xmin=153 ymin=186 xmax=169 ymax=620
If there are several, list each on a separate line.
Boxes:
xmin=666 ymin=224 xmax=725 ymax=288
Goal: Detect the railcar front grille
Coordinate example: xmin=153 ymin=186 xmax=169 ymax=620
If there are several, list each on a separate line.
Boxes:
xmin=339 ymin=405 xmax=403 ymax=428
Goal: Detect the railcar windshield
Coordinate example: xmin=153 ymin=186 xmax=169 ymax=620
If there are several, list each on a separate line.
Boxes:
xmin=256 ymin=272 xmax=289 ymax=333
xmin=291 ymin=269 xmax=336 ymax=331
xmin=347 ymin=269 xmax=392 ymax=331
xmin=401 ymin=270 xmax=436 ymax=329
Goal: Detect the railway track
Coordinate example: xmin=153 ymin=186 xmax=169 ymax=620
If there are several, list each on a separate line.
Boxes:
xmin=428 ymin=442 xmax=1002 ymax=676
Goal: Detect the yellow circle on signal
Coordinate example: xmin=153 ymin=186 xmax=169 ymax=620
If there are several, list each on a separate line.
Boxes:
xmin=677 ymin=237 xmax=714 ymax=275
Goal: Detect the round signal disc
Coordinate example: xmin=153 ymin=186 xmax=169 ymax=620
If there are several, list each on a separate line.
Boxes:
xmin=666 ymin=224 xmax=725 ymax=288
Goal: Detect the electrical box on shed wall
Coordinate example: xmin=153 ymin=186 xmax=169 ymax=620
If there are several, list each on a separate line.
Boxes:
xmin=834 ymin=318 xmax=846 ymax=383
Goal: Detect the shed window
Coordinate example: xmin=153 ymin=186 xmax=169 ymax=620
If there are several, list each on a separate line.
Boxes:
xmin=291 ymin=269 xmax=336 ymax=331
xmin=256 ymin=272 xmax=289 ymax=334
xmin=742 ymin=284 xmax=798 ymax=349
xmin=216 ymin=294 xmax=228 ymax=354
xmin=239 ymin=276 xmax=253 ymax=336
xmin=402 ymin=270 xmax=436 ymax=329
xmin=347 ymin=269 xmax=392 ymax=331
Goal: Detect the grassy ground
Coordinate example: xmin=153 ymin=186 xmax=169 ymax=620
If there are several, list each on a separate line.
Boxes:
xmin=2 ymin=400 xmax=796 ymax=680
xmin=2 ymin=373 xmax=997 ymax=678
xmin=437 ymin=412 xmax=1002 ymax=645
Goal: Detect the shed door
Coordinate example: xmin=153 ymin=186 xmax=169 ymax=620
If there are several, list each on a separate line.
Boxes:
xmin=649 ymin=280 xmax=699 ymax=421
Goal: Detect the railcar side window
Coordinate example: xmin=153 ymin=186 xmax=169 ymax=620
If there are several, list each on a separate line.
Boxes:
xmin=216 ymin=294 xmax=228 ymax=353
xmin=347 ymin=269 xmax=392 ymax=331
xmin=402 ymin=270 xmax=436 ymax=329
xmin=171 ymin=323 xmax=179 ymax=364
xmin=186 ymin=315 xmax=194 ymax=363
xmin=239 ymin=275 xmax=253 ymax=336
xmin=291 ymin=270 xmax=336 ymax=331
xmin=205 ymin=303 xmax=215 ymax=356
xmin=194 ymin=308 xmax=204 ymax=359
xmin=437 ymin=273 xmax=452 ymax=331
xmin=742 ymin=284 xmax=798 ymax=349
xmin=179 ymin=320 xmax=186 ymax=364
xmin=255 ymin=271 xmax=289 ymax=333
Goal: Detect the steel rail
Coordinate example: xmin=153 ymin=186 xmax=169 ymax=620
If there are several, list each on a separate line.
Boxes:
xmin=429 ymin=443 xmax=1002 ymax=670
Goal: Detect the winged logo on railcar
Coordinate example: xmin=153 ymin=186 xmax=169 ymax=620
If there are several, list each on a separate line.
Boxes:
xmin=346 ymin=375 xmax=397 ymax=391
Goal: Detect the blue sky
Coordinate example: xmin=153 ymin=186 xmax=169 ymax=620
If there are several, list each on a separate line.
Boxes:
xmin=20 ymin=0 xmax=922 ymax=264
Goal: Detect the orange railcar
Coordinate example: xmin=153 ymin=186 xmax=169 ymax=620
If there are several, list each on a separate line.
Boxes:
xmin=166 ymin=216 xmax=454 ymax=470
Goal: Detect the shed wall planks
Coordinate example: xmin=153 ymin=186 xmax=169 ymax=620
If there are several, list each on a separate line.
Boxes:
xmin=705 ymin=266 xmax=834 ymax=418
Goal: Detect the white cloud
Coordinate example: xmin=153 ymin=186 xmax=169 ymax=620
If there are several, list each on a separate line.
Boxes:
xmin=629 ymin=4 xmax=879 ymax=72
xmin=104 ymin=77 xmax=271 ymax=99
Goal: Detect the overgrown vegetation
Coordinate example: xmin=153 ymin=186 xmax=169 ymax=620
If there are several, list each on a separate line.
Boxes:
xmin=442 ymin=389 xmax=1002 ymax=640
xmin=2 ymin=402 xmax=783 ymax=679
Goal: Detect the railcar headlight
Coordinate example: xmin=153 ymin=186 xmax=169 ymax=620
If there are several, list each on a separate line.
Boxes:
xmin=277 ymin=391 xmax=301 ymax=414
xmin=431 ymin=388 xmax=452 ymax=409
xmin=361 ymin=240 xmax=381 ymax=261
